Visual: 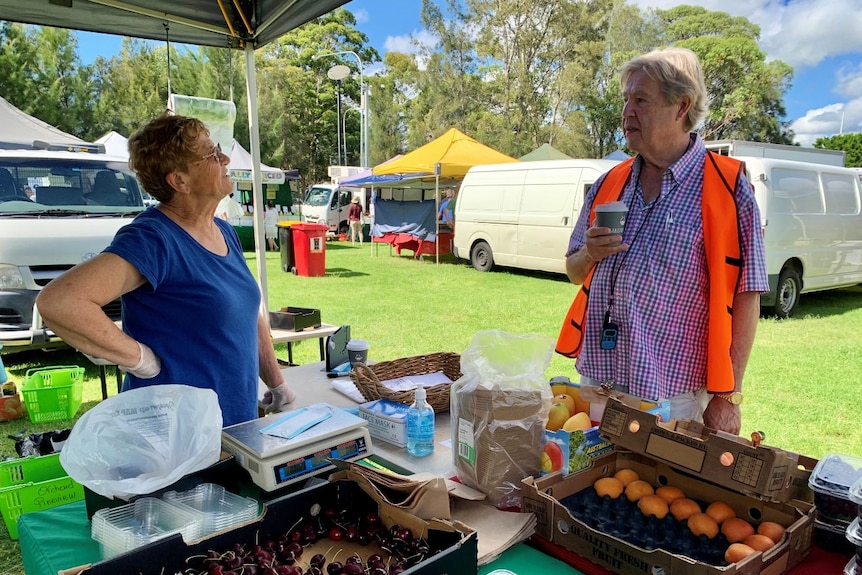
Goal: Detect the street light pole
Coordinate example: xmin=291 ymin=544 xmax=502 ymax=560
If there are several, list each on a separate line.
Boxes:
xmin=313 ymin=50 xmax=368 ymax=167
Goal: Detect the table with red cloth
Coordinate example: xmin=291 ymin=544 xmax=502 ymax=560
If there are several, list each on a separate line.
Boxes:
xmin=372 ymin=231 xmax=453 ymax=259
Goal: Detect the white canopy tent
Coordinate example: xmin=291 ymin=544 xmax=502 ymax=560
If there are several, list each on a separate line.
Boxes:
xmin=95 ymin=130 xmax=129 ymax=157
xmin=0 ymin=1 xmax=350 ymax=313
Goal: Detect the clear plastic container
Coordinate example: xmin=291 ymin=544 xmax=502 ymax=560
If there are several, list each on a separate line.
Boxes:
xmin=809 ymin=453 xmax=862 ymax=525
xmin=91 ymin=497 xmax=201 ymax=558
xmin=814 ymin=517 xmax=856 ymax=556
xmin=847 ymin=518 xmax=862 ymax=574
xmin=846 ymin=555 xmax=861 ymax=575
xmin=162 ymin=483 xmax=259 ymax=538
xmin=851 ymin=476 xmax=862 ymax=524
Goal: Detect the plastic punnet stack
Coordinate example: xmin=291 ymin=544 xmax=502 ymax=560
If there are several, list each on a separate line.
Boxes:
xmin=808 ymin=453 xmax=862 ymax=556
xmin=91 ymin=497 xmax=201 ymax=558
xmin=162 ymin=483 xmax=258 ymax=539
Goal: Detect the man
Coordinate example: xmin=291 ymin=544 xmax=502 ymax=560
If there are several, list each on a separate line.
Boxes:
xmin=557 ymin=47 xmax=767 ymax=434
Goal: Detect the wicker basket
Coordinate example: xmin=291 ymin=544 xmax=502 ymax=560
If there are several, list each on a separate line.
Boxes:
xmin=350 ymin=352 xmax=460 ymax=412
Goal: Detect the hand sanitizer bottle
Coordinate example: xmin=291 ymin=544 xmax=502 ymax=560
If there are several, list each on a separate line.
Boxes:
xmin=407 ymin=387 xmax=435 ymax=457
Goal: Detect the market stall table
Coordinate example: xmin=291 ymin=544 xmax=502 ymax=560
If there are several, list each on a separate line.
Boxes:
xmin=270 ymin=323 xmax=340 ymax=366
xmin=16 ymin=362 xmax=849 ymax=575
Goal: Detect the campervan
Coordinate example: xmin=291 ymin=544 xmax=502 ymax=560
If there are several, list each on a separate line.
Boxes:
xmin=302 ymin=166 xmax=366 ymax=236
xmin=452 ymin=159 xmax=622 ymax=274
xmin=0 ymin=146 xmax=146 ymax=353
xmin=726 ymin=156 xmax=862 ymax=318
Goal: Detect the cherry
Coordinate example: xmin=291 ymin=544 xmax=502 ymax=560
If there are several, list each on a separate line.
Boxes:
xmin=326 ymin=561 xmax=344 ymax=575
xmin=365 ymin=511 xmax=381 ymax=527
xmin=329 ymin=526 xmax=345 ymax=541
xmin=344 ymin=526 xmax=359 ymax=543
xmin=342 ymin=564 xmax=364 ymax=575
xmin=356 ymin=532 xmax=370 ymax=546
xmin=287 ymin=542 xmax=304 ymax=557
xmin=345 ymin=555 xmax=362 ymax=566
xmin=366 ymin=553 xmax=384 ymax=566
xmin=310 ymin=553 xmax=326 ymax=568
xmin=369 ymin=568 xmax=387 ymax=575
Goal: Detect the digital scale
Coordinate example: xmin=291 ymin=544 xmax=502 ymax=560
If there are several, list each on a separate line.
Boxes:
xmin=221 ymin=403 xmax=373 ymax=492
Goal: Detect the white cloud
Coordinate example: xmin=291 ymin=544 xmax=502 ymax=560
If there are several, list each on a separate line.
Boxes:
xmin=352 ymin=8 xmax=369 ymax=25
xmin=383 ymin=29 xmax=437 ymax=56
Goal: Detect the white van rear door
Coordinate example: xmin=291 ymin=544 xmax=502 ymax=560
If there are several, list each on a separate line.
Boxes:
xmin=516 ymin=166 xmax=584 ymax=274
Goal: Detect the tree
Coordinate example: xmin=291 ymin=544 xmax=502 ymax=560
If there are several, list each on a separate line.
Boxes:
xmin=814 ymin=133 xmax=862 ymax=167
xmin=657 ymin=6 xmax=795 ymax=144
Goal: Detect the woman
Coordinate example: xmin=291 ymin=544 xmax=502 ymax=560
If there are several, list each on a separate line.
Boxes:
xmin=36 ymin=113 xmax=295 ymax=427
xmin=347 ymin=196 xmax=363 ymax=245
xmin=264 ymin=200 xmax=279 ymax=251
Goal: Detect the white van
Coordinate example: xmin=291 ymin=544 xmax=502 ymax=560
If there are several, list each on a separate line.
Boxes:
xmin=452 ymin=159 xmax=621 ymax=274
xmin=0 ymin=147 xmax=145 ymax=353
xmin=302 ymin=183 xmax=367 ymax=237
xmin=733 ymin=156 xmax=862 ymax=317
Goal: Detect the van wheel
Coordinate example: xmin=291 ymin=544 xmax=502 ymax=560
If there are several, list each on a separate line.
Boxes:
xmin=771 ymin=268 xmax=801 ymax=319
xmin=470 ymin=241 xmax=494 ymax=272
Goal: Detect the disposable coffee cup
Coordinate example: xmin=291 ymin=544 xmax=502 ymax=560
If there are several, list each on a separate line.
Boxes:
xmin=346 ymin=339 xmax=370 ymax=366
xmin=594 ymin=201 xmax=628 ymax=246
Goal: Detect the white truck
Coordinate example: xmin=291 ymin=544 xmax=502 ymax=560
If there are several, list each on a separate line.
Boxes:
xmin=0 ymin=145 xmax=147 ymax=353
xmin=302 ymin=166 xmax=367 ymax=236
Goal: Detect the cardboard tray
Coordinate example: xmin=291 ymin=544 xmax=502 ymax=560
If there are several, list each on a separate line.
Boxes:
xmin=522 ymin=450 xmax=815 ymax=575
xmin=269 ymin=307 xmax=322 ymax=331
xmin=66 ymin=476 xmax=478 ymax=575
xmin=598 ymin=397 xmax=815 ymax=503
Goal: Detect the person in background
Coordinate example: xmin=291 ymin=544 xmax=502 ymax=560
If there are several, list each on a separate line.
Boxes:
xmin=557 ymin=47 xmax=767 ymax=435
xmin=443 ymin=188 xmax=457 ymax=227
xmin=264 ymin=200 xmax=279 ymax=251
xmin=438 ymin=190 xmax=452 ymax=228
xmin=348 ymin=196 xmax=363 ymax=246
xmin=23 ymin=185 xmax=34 ymax=199
xmin=216 ymin=191 xmax=245 ymax=223
xmin=36 ymin=113 xmax=296 ymax=427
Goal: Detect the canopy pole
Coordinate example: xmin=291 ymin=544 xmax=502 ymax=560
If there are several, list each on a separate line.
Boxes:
xmin=244 ymin=44 xmax=270 ymax=320
xmin=435 ymin=163 xmax=441 ymax=266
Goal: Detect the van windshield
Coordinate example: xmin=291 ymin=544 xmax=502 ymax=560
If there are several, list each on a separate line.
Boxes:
xmin=0 ymin=158 xmax=145 ymax=214
xmin=305 ymin=186 xmax=333 ymax=207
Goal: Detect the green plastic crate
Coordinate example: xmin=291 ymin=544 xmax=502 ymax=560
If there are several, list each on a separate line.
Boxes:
xmin=0 ymin=453 xmax=84 ymax=539
xmin=20 ymin=365 xmax=84 ymax=423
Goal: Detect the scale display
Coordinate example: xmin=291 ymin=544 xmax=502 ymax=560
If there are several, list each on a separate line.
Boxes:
xmin=221 ymin=403 xmax=374 ymax=492
xmin=273 ymin=436 xmax=369 ymax=486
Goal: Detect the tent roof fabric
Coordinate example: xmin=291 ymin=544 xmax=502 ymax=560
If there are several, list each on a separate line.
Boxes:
xmin=0 ymin=1 xmax=349 ymax=50
xmin=95 ymin=131 xmax=130 ymax=157
xmin=229 ymin=140 xmax=285 ymax=184
xmin=519 ymin=143 xmax=572 ymax=161
xmin=372 ymin=128 xmax=518 ymax=179
xmin=0 ymin=96 xmax=90 ymax=150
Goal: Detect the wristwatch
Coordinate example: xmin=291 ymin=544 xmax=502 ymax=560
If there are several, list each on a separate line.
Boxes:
xmin=713 ymin=391 xmax=743 ymax=405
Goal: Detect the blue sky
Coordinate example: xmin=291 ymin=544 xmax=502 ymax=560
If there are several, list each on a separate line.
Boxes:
xmin=76 ymin=0 xmax=862 ymax=147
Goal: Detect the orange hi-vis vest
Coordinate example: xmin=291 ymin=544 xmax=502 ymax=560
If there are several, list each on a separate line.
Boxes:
xmin=555 ymin=151 xmax=745 ymax=393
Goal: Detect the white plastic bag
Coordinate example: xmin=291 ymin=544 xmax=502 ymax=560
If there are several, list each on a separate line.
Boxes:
xmin=60 ymin=384 xmax=222 ymax=500
xmin=451 ymin=330 xmax=554 ymax=508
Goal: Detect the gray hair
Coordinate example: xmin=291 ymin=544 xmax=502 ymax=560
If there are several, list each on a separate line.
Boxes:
xmin=620 ymin=47 xmax=708 ymax=132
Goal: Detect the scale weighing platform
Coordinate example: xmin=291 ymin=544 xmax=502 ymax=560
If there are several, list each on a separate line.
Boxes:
xmin=221 ymin=403 xmax=373 ymax=492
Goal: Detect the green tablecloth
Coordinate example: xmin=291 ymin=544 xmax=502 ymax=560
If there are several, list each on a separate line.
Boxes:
xmin=20 ymin=501 xmax=585 ymax=575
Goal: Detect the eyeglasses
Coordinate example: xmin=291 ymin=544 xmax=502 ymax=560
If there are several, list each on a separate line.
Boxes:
xmin=198 ymin=143 xmax=222 ymax=163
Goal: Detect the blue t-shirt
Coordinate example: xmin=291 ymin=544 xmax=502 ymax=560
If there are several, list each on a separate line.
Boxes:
xmin=105 ymin=208 xmax=261 ymax=426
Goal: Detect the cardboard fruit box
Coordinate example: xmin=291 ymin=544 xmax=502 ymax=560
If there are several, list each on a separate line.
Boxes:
xmin=542 ymin=395 xmax=670 ymax=476
xmin=598 ymin=398 xmax=815 ymax=502
xmin=64 ymin=475 xmax=478 ymax=575
xmin=522 ymin=450 xmax=814 ymax=575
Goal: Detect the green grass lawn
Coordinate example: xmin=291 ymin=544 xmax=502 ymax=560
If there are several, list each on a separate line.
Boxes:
xmin=0 ymin=241 xmax=861 ymax=573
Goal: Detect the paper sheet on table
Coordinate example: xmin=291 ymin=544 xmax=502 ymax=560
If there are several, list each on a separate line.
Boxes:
xmin=378 ymin=371 xmax=452 ymax=392
xmin=331 ymin=379 xmax=367 ymax=403
xmin=450 ymin=498 xmax=537 ymax=565
xmin=260 ymin=405 xmax=333 ymax=439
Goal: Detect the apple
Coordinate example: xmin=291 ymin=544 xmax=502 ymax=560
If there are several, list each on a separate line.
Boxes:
xmin=546 ymin=402 xmax=570 ymax=431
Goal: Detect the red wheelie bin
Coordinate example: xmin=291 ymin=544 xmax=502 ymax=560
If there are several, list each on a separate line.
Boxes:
xmin=290 ymin=223 xmax=328 ymax=276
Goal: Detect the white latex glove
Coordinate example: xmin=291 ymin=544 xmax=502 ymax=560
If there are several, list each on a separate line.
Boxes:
xmin=119 ymin=342 xmax=161 ymax=379
xmin=260 ymin=383 xmax=296 ymax=414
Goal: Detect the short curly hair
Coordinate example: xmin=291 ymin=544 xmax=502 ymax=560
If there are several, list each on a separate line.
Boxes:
xmin=128 ymin=112 xmax=210 ymax=203
xmin=620 ymin=47 xmax=708 ymax=132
